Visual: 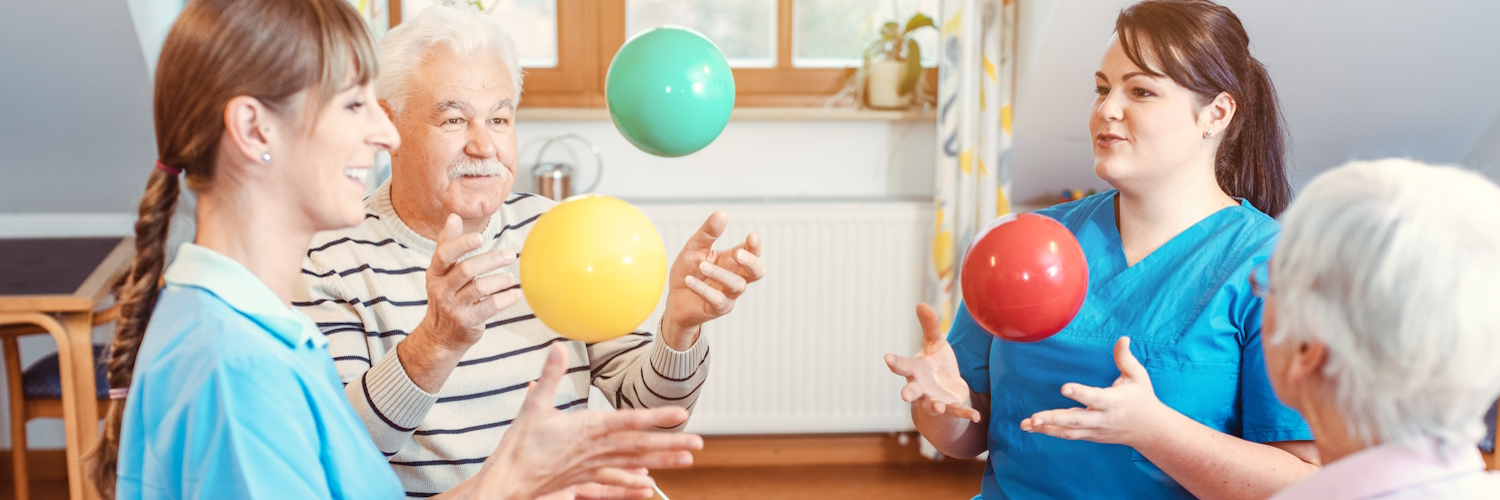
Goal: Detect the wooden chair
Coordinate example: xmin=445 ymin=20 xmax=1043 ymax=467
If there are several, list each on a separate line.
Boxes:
xmin=1 ymin=307 xmax=115 ymax=500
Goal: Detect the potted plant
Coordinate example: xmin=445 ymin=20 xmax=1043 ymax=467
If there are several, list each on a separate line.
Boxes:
xmin=863 ymin=11 xmax=934 ymax=109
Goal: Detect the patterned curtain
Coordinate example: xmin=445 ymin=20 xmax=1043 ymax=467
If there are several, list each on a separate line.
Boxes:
xmin=929 ymin=0 xmax=1016 ymax=332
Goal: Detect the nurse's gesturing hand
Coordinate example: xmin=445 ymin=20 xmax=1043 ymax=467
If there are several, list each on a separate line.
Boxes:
xmin=884 ymin=303 xmax=983 ymax=423
xmin=1019 ymin=337 xmax=1171 ymax=446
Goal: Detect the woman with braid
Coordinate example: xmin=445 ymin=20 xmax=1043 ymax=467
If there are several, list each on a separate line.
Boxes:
xmin=83 ymin=0 xmax=701 ymax=498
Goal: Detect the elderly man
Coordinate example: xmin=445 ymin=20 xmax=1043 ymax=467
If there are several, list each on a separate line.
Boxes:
xmin=293 ymin=5 xmax=764 ymax=496
xmin=1260 ymin=159 xmax=1500 ymax=499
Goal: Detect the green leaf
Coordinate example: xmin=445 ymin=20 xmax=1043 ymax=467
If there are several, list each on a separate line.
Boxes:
xmin=880 ymin=21 xmax=900 ymax=40
xmin=904 ymin=13 xmax=935 ymax=35
xmin=899 ymin=39 xmax=922 ymax=96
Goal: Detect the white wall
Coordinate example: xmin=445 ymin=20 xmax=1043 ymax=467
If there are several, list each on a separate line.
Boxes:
xmin=1008 ymin=0 xmax=1500 ymax=204
xmin=0 ymin=0 xmax=156 ymax=214
xmin=1464 ymin=111 xmax=1500 ymax=182
xmin=512 ymin=118 xmax=935 ymax=202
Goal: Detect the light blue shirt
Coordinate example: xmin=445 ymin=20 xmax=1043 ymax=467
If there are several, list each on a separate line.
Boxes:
xmin=115 ymin=243 xmax=403 ymax=499
xmin=950 ymin=191 xmax=1312 ymax=499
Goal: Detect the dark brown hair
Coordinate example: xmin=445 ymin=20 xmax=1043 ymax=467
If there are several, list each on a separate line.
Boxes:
xmin=1117 ymin=0 xmax=1292 ymax=217
xmin=86 ymin=0 xmax=377 ymax=496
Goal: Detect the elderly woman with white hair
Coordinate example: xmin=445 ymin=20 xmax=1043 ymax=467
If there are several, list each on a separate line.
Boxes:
xmin=1262 ymin=159 xmax=1500 ymax=499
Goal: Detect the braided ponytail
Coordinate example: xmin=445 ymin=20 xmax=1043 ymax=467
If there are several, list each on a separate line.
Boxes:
xmin=85 ymin=169 xmax=178 ymax=499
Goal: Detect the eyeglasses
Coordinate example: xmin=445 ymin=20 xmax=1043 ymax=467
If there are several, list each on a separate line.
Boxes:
xmin=1250 ymin=261 xmax=1272 ymax=298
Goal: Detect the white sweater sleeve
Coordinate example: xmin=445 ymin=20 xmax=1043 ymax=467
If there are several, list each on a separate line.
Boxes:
xmin=587 ymin=323 xmax=711 ymax=431
xmin=294 ymin=256 xmax=438 ymax=456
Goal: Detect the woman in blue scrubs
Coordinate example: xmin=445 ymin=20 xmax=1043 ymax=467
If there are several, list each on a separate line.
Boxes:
xmin=86 ymin=0 xmax=700 ymax=498
xmin=887 ymin=1 xmax=1319 ymax=498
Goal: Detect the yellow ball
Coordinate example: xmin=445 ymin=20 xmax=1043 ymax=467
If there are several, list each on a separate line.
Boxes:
xmin=520 ymin=195 xmax=668 ymax=343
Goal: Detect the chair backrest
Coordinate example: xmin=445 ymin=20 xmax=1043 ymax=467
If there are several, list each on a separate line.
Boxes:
xmin=1486 ymin=399 xmax=1499 ymax=453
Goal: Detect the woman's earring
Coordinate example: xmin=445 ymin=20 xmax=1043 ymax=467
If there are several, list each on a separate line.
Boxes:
xmin=261 ymin=152 xmax=272 ymax=162
xmin=1203 ymin=130 xmax=1214 ymax=138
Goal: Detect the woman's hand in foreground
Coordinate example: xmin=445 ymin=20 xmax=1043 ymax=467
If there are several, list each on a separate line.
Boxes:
xmin=470 ymin=344 xmax=704 ymax=500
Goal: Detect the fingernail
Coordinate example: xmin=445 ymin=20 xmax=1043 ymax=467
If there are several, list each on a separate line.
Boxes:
xmin=502 ymin=249 xmax=516 ymax=260
xmin=737 ymin=250 xmax=750 ymax=263
xmin=547 ymin=345 xmax=562 ymax=361
xmin=685 ymin=275 xmax=701 ymax=286
xmin=699 ymin=261 xmax=713 ymax=274
xmin=1032 ymin=418 xmax=1043 ymax=426
xmin=1062 ymin=386 xmax=1073 ymax=396
xmin=678 ymin=454 xmax=693 ymax=466
xmin=470 ymin=234 xmax=482 ymax=246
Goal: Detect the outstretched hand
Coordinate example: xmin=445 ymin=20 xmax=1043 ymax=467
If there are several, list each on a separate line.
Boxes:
xmin=884 ymin=303 xmax=982 ymax=423
xmin=660 ymin=211 xmax=766 ymax=350
xmin=1020 ymin=336 xmax=1169 ymax=446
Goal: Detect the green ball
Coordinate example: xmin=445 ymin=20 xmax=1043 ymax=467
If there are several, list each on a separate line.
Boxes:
xmin=606 ymin=27 xmax=735 ymax=158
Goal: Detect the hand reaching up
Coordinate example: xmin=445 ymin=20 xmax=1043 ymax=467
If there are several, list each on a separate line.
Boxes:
xmin=884 ymin=303 xmax=982 ymax=423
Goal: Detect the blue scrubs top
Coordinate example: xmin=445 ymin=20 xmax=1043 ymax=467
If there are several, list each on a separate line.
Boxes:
xmin=949 ymin=191 xmax=1312 ymax=499
xmin=116 ymin=244 xmax=403 ymax=499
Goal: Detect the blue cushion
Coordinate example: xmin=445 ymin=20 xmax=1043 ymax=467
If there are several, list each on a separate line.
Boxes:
xmin=20 ymin=344 xmax=109 ymax=399
xmin=1483 ymin=399 xmax=1499 ymax=453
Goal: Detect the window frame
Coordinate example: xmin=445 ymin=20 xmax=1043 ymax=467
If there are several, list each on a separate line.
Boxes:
xmin=390 ymin=0 xmax=936 ymax=108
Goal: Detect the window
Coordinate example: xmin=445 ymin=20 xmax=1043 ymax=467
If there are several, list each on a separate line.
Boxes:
xmin=389 ymin=0 xmax=937 ymax=107
xmin=626 ymin=0 xmax=777 ymax=68
xmin=401 ymin=0 xmax=559 ymax=67
xmin=794 ymin=0 xmax=938 ymax=68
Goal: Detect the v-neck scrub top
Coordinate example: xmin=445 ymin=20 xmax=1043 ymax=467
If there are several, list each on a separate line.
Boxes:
xmin=948 ymin=191 xmax=1312 ymax=499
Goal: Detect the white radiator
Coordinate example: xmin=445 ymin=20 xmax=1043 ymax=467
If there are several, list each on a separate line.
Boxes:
xmin=631 ymin=199 xmax=933 ymax=435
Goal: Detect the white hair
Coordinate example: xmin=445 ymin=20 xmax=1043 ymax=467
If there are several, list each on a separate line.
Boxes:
xmin=377 ymin=3 xmax=524 ymax=116
xmin=1270 ymin=158 xmax=1500 ymax=447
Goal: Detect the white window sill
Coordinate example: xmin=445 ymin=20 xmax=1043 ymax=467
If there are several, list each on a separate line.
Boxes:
xmin=516 ymin=107 xmax=936 ymax=122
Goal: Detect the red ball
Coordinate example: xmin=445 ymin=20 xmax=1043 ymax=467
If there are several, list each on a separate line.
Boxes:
xmin=960 ymin=213 xmax=1089 ymax=342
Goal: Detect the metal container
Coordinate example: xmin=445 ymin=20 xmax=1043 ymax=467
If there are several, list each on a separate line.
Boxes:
xmin=529 ymin=134 xmax=602 ymax=202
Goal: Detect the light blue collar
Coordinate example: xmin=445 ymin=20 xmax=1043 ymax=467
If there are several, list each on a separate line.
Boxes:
xmin=163 ymin=243 xmax=327 ymax=349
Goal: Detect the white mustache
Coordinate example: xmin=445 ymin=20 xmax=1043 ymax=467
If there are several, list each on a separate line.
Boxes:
xmin=447 ymin=157 xmax=508 ymax=179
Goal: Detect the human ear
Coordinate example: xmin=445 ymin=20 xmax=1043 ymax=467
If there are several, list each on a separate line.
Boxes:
xmin=222 ymin=95 xmax=275 ymax=165
xmin=1201 ymin=91 xmax=1237 ymax=137
xmin=378 ymin=99 xmax=400 ymax=159
xmin=1287 ymin=338 xmax=1328 ymax=387
xmin=378 ymin=99 xmax=396 ymax=123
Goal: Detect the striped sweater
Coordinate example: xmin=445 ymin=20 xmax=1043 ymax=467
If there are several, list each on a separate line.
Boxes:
xmin=293 ymin=181 xmax=710 ymax=498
